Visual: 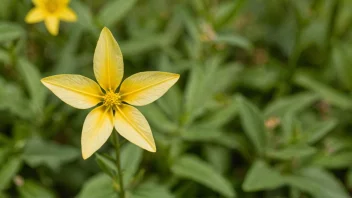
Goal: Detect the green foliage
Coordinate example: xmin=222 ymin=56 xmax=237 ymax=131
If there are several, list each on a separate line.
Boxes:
xmin=1 ymin=0 xmax=352 ymax=197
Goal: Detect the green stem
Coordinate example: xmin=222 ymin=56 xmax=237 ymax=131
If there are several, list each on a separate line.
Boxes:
xmin=112 ymin=132 xmax=125 ymax=198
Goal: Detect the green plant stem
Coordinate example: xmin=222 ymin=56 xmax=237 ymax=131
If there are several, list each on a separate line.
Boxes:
xmin=112 ymin=132 xmax=125 ymax=198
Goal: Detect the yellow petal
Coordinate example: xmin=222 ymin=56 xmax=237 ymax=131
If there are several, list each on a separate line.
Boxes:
xmin=114 ymin=104 xmax=156 ymax=152
xmin=82 ymin=106 xmax=114 ymax=159
xmin=45 ymin=16 xmax=60 ymax=36
xmin=32 ymin=0 xmax=45 ymax=7
xmin=25 ymin=8 xmax=46 ymax=23
xmin=119 ymin=71 xmax=180 ymax=106
xmin=94 ymin=27 xmax=123 ymax=91
xmin=41 ymin=74 xmax=104 ymax=109
xmin=59 ymin=7 xmax=77 ymax=22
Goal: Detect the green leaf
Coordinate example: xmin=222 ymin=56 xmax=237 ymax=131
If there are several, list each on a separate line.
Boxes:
xmin=157 ymin=86 xmax=182 ymax=120
xmin=215 ymin=133 xmax=252 ymax=160
xmin=0 ymin=22 xmax=24 ymax=43
xmin=204 ymin=145 xmax=231 ymax=174
xmin=197 ymin=97 xmax=238 ymax=128
xmin=313 ymin=151 xmax=352 ymax=169
xmin=76 ymin=173 xmax=117 ymax=198
xmin=264 ymin=92 xmax=318 ymax=118
xmin=131 ymin=180 xmax=175 ymax=198
xmin=266 ymin=144 xmax=317 ymax=160
xmin=237 ymin=96 xmax=267 ymax=156
xmin=214 ymin=0 xmax=245 ymax=28
xmin=17 ymin=58 xmax=47 ymax=114
xmin=294 ymin=73 xmax=352 ymax=109
xmin=181 ymin=125 xmax=222 ymax=142
xmin=212 ymin=34 xmax=253 ymax=51
xmin=0 ymin=156 xmax=22 ymax=191
xmin=242 ymin=160 xmax=285 ymax=192
xmin=284 ymin=168 xmax=349 ymax=198
xmin=184 ymin=64 xmax=206 ymax=122
xmin=305 ymin=119 xmax=337 ymax=144
xmin=139 ymin=103 xmax=178 ymax=133
xmin=171 ymin=155 xmax=236 ymax=197
xmin=98 ymin=0 xmax=138 ymax=27
xmin=346 ymin=168 xmax=352 ymax=189
xmin=331 ymin=43 xmax=352 ymax=90
xmin=121 ymin=144 xmax=143 ymax=185
xmin=23 ymin=137 xmax=80 ymax=170
xmin=17 ymin=180 xmax=55 ymax=198
xmin=0 ymin=78 xmax=31 ymax=119
xmin=95 ymin=153 xmax=116 ymax=178
xmin=120 ymin=34 xmax=165 ymax=56
xmin=71 ymin=1 xmax=98 ymax=35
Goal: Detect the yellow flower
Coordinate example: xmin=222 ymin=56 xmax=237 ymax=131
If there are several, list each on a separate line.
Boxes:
xmin=25 ymin=0 xmax=77 ymax=36
xmin=41 ymin=27 xmax=180 ymax=159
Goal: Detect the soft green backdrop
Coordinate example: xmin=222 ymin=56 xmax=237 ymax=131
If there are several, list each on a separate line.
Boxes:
xmin=1 ymin=0 xmax=352 ymax=197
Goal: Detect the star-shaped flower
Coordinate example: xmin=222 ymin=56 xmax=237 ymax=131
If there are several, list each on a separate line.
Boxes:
xmin=25 ymin=0 xmax=77 ymax=36
xmin=41 ymin=27 xmax=180 ymax=159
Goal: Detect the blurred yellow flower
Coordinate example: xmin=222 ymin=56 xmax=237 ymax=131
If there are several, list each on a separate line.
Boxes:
xmin=41 ymin=27 xmax=180 ymax=159
xmin=25 ymin=0 xmax=77 ymax=36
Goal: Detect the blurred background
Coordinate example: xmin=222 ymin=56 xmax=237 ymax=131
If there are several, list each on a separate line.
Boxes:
xmin=1 ymin=0 xmax=352 ymax=197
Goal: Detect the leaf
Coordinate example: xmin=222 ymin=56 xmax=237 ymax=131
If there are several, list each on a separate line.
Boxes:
xmin=120 ymin=144 xmax=143 ymax=185
xmin=305 ymin=119 xmax=337 ymax=144
xmin=264 ymin=92 xmax=318 ymax=118
xmin=0 ymin=22 xmax=24 ymax=43
xmin=215 ymin=133 xmax=252 ymax=160
xmin=266 ymin=144 xmax=317 ymax=160
xmin=17 ymin=58 xmax=47 ymax=114
xmin=120 ymin=34 xmax=165 ymax=56
xmin=294 ymin=73 xmax=352 ymax=109
xmin=214 ymin=0 xmax=245 ymax=28
xmin=131 ymin=180 xmax=175 ymax=198
xmin=23 ymin=137 xmax=80 ymax=171
xmin=0 ymin=78 xmax=31 ymax=119
xmin=171 ymin=155 xmax=236 ymax=197
xmin=346 ymin=168 xmax=352 ymax=189
xmin=76 ymin=173 xmax=117 ymax=198
xmin=95 ymin=153 xmax=116 ymax=178
xmin=70 ymin=1 xmax=98 ymax=35
xmin=242 ymin=160 xmax=285 ymax=192
xmin=17 ymin=180 xmax=55 ymax=198
xmin=212 ymin=34 xmax=253 ymax=51
xmin=284 ymin=168 xmax=349 ymax=198
xmin=313 ymin=151 xmax=352 ymax=169
xmin=0 ymin=156 xmax=22 ymax=191
xmin=139 ymin=103 xmax=178 ymax=133
xmin=98 ymin=0 xmax=138 ymax=27
xmin=331 ymin=43 xmax=352 ymax=90
xmin=184 ymin=64 xmax=206 ymax=122
xmin=157 ymin=85 xmax=182 ymax=120
xmin=237 ymin=96 xmax=267 ymax=156
xmin=181 ymin=125 xmax=222 ymax=142
xmin=204 ymin=145 xmax=231 ymax=174
xmin=197 ymin=95 xmax=238 ymax=128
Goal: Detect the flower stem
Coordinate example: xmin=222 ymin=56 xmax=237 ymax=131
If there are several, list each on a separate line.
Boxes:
xmin=112 ymin=132 xmax=125 ymax=198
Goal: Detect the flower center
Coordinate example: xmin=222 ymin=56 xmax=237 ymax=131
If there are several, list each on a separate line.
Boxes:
xmin=103 ymin=91 xmax=121 ymax=107
xmin=44 ymin=0 xmax=60 ymax=13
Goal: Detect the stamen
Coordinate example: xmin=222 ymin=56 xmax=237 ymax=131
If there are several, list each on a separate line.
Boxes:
xmin=44 ymin=0 xmax=60 ymax=13
xmin=103 ymin=91 xmax=121 ymax=107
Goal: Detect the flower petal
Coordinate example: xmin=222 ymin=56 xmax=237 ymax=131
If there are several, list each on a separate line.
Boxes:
xmin=25 ymin=8 xmax=46 ymax=23
xmin=119 ymin=71 xmax=180 ymax=106
xmin=59 ymin=7 xmax=77 ymax=22
xmin=45 ymin=16 xmax=60 ymax=36
xmin=93 ymin=27 xmax=123 ymax=92
xmin=114 ymin=104 xmax=156 ymax=152
xmin=41 ymin=74 xmax=104 ymax=109
xmin=32 ymin=0 xmax=45 ymax=7
xmin=82 ymin=106 xmax=114 ymax=159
